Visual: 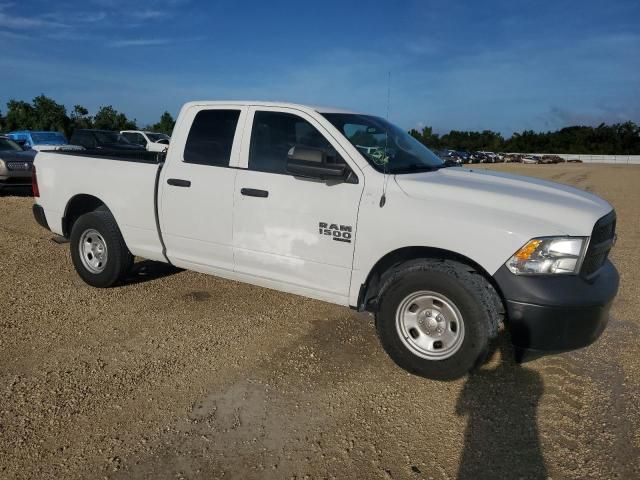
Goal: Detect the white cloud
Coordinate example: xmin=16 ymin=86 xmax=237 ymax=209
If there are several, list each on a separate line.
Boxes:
xmin=107 ymin=35 xmax=204 ymax=47
xmin=108 ymin=38 xmax=172 ymax=47
xmin=0 ymin=29 xmax=29 ymax=39
xmin=0 ymin=12 xmax=66 ymax=29
xmin=132 ymin=10 xmax=167 ymax=20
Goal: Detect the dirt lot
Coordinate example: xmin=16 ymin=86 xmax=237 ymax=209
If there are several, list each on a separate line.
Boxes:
xmin=1 ymin=163 xmax=639 ymax=480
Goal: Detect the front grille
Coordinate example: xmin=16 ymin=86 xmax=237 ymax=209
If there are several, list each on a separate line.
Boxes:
xmin=6 ymin=161 xmax=33 ymax=171
xmin=581 ymin=210 xmax=616 ymax=278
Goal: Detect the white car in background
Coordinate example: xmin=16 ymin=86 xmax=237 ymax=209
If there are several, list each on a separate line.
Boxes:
xmin=120 ymin=130 xmax=170 ymax=152
xmin=478 ymin=151 xmax=497 ymax=162
xmin=521 ymin=155 xmax=541 ymax=164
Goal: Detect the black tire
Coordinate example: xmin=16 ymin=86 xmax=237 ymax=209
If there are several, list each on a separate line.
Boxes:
xmin=93 ymin=204 xmax=136 ymax=271
xmin=375 ymin=259 xmax=502 ymax=380
xmin=70 ymin=210 xmax=133 ymax=288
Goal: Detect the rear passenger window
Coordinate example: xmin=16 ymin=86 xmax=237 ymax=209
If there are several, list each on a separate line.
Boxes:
xmin=249 ymin=111 xmax=345 ymax=175
xmin=124 ymin=132 xmax=146 ymax=146
xmin=184 ymin=109 xmax=240 ymax=166
xmin=74 ymin=133 xmax=94 ymax=148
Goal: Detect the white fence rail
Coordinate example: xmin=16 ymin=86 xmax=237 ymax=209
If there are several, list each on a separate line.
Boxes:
xmin=522 ymin=154 xmax=640 ymax=165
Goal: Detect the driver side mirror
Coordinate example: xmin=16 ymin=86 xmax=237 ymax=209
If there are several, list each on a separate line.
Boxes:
xmin=286 ymin=146 xmax=355 ymax=183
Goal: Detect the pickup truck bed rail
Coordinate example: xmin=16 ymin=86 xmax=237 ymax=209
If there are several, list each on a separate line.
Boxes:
xmin=43 ymin=149 xmax=165 ymax=164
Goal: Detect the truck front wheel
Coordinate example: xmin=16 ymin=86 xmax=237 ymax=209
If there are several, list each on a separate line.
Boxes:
xmin=70 ymin=210 xmax=133 ymax=288
xmin=376 ymin=259 xmax=501 ymax=380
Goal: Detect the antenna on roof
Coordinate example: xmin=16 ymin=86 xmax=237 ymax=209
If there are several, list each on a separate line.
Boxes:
xmin=386 ymin=71 xmax=391 ymax=120
xmin=380 ymin=71 xmax=391 ymax=208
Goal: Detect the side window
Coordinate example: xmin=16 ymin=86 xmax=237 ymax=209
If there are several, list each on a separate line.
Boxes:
xmin=75 ymin=133 xmax=93 ymax=148
xmin=86 ymin=134 xmax=97 ymax=148
xmin=135 ymin=133 xmax=148 ymax=146
xmin=123 ymin=132 xmax=145 ymax=146
xmin=249 ymin=111 xmax=345 ymax=175
xmin=184 ymin=109 xmax=241 ymax=167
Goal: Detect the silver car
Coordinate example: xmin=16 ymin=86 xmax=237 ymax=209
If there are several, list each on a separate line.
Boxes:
xmin=0 ymin=135 xmax=35 ymax=192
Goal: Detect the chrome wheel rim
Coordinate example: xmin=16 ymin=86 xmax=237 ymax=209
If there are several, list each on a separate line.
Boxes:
xmin=395 ymin=291 xmax=465 ymax=360
xmin=79 ymin=229 xmax=108 ymax=274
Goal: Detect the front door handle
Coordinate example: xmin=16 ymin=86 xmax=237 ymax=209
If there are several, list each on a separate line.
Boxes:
xmin=167 ymin=178 xmax=191 ymax=187
xmin=241 ymin=188 xmax=269 ymax=198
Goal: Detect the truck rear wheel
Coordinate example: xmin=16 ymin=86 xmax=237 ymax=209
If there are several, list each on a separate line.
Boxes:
xmin=375 ymin=259 xmax=501 ymax=380
xmin=70 ymin=210 xmax=133 ymax=288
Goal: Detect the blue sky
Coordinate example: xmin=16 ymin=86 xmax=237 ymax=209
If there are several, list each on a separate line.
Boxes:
xmin=1 ymin=0 xmax=639 ymax=135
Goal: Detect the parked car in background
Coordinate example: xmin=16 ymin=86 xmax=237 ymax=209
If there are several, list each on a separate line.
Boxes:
xmin=120 ymin=130 xmax=171 ymax=152
xmin=0 ymin=135 xmax=35 ymax=191
xmin=436 ymin=151 xmax=463 ymax=165
xmin=69 ymin=130 xmax=146 ymax=151
xmin=440 ymin=149 xmax=464 ymax=164
xmin=521 ymin=155 xmax=540 ymax=164
xmin=540 ymin=155 xmax=563 ymax=164
xmin=456 ymin=150 xmax=470 ymax=163
xmin=442 ymin=158 xmax=463 ymax=167
xmin=477 ymin=151 xmax=497 ymax=162
xmin=469 ymin=152 xmax=488 ymax=163
xmin=6 ymin=131 xmax=83 ymax=151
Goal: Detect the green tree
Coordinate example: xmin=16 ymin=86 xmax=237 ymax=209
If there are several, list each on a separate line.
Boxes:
xmin=409 ymin=126 xmax=441 ymax=150
xmin=31 ymin=95 xmax=69 ymax=133
xmin=149 ymin=111 xmax=175 ymax=135
xmin=70 ymin=104 xmax=93 ymax=131
xmin=2 ymin=94 xmax=639 ymax=154
xmin=93 ymin=105 xmax=137 ymax=131
xmin=5 ymin=100 xmax=36 ymax=131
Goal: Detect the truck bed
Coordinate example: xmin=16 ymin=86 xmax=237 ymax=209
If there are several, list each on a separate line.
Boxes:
xmin=34 ymin=149 xmax=166 ymax=262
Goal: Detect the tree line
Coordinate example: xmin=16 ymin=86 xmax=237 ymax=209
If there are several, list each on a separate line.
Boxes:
xmin=1 ymin=95 xmax=638 ymax=154
xmin=0 ymin=95 xmax=175 ymax=137
xmin=410 ymin=122 xmax=640 ymax=155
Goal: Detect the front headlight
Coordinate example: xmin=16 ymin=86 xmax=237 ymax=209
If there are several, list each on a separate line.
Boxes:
xmin=506 ymin=237 xmax=587 ymax=275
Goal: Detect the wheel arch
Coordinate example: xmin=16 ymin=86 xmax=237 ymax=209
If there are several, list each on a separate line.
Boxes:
xmin=356 ymin=246 xmax=505 ymax=312
xmin=62 ymin=194 xmax=111 ymax=238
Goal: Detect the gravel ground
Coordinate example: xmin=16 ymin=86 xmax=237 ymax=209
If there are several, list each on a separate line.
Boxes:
xmin=1 ymin=163 xmax=639 ymax=480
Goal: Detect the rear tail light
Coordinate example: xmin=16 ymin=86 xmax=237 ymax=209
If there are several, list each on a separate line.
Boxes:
xmin=32 ymin=165 xmax=40 ymax=197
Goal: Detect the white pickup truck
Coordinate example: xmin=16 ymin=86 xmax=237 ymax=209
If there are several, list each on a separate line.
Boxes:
xmin=32 ymin=101 xmax=619 ymax=380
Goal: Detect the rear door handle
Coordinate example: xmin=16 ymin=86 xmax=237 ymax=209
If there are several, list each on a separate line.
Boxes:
xmin=167 ymin=178 xmax=191 ymax=187
xmin=241 ymin=188 xmax=269 ymax=198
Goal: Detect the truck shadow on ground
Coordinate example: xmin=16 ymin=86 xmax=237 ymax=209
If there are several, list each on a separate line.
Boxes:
xmin=456 ymin=336 xmax=547 ymax=480
xmin=110 ymin=315 xmax=549 ymax=479
xmin=121 ymin=260 xmax=183 ymax=286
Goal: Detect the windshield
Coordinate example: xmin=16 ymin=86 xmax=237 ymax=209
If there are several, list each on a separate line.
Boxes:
xmin=322 ymin=113 xmax=443 ymax=173
xmin=94 ymin=131 xmax=130 ymax=144
xmin=0 ymin=137 xmax=24 ymax=152
xmin=146 ymin=133 xmax=170 ymax=142
xmin=31 ymin=132 xmax=67 ymax=145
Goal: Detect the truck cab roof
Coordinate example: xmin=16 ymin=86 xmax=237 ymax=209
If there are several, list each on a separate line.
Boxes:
xmin=181 ymin=100 xmax=359 ymax=115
